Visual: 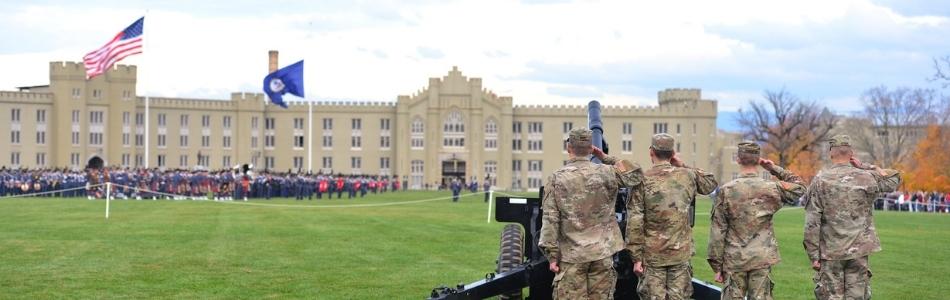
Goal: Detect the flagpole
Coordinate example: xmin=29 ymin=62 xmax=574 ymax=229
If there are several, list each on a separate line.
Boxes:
xmin=308 ymin=99 xmax=313 ymax=173
xmin=143 ymin=10 xmax=150 ymax=169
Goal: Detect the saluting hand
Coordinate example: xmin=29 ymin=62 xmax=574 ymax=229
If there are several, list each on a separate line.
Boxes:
xmin=811 ymin=260 xmax=821 ymax=271
xmin=714 ymin=272 xmax=724 ymax=283
xmin=549 ymin=260 xmax=560 ymax=273
xmin=592 ymin=146 xmax=606 ymax=160
xmin=633 ymin=261 xmax=644 ymax=275
xmin=758 ymin=158 xmax=775 ymax=170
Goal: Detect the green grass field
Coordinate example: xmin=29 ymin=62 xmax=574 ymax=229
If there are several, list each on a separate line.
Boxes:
xmin=1 ymin=192 xmax=948 ymax=299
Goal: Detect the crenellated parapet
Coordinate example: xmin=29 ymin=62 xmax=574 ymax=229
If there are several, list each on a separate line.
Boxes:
xmin=0 ymin=91 xmax=54 ymax=104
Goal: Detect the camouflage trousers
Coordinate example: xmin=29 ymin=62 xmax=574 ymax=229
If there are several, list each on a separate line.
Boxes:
xmin=814 ymin=256 xmax=872 ymax=300
xmin=722 ymin=268 xmax=773 ymax=300
xmin=636 ymin=262 xmax=693 ymax=300
xmin=552 ymin=257 xmax=616 ymax=300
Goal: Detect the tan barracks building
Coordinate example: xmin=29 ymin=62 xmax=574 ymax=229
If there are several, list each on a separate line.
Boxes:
xmin=0 ymin=60 xmax=741 ymax=190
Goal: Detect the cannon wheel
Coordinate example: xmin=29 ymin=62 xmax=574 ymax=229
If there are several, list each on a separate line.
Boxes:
xmin=496 ymin=224 xmax=524 ymax=300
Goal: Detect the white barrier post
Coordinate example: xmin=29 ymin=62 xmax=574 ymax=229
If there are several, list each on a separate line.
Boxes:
xmin=105 ymin=182 xmax=111 ymax=219
xmin=486 ymin=189 xmax=493 ymax=223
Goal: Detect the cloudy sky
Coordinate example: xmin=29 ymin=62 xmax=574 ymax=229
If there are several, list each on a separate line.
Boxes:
xmin=1 ymin=0 xmax=947 ymax=129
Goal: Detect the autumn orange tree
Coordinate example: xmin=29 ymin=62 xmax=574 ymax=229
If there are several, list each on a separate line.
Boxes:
xmin=738 ymin=89 xmax=837 ymax=183
xmin=902 ymin=125 xmax=950 ymax=191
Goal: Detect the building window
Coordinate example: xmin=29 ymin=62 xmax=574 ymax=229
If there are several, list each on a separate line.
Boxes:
xmin=351 ymin=156 xmax=362 ymax=169
xmin=528 ymin=140 xmax=543 ymax=152
xmin=323 ymin=118 xmax=333 ymax=130
xmin=157 ymin=134 xmax=166 ymax=147
xmin=410 ymin=160 xmax=424 ymax=189
xmin=89 ymin=132 xmax=103 ymax=145
xmin=442 ymin=111 xmax=465 ymax=148
xmin=158 ymin=155 xmax=166 ymax=167
xmin=622 ymin=140 xmax=632 ymax=153
xmin=676 ymin=123 xmax=681 ymax=134
xmin=223 ymin=136 xmax=232 ymax=149
xmin=623 ymin=122 xmax=632 ymax=134
xmin=293 ymin=118 xmax=305 ymax=149
xmin=135 ymin=154 xmax=143 ymax=167
xmin=201 ymin=115 xmax=210 ymax=128
xmin=136 ymin=113 xmax=144 ymax=126
xmin=351 ymin=118 xmax=362 ymax=130
xmin=222 ymin=156 xmax=231 ymax=168
xmin=223 ymin=116 xmax=232 ymax=129
xmin=322 ymin=135 xmax=332 ymax=148
xmin=653 ymin=123 xmax=668 ymax=134
xmin=10 ymin=129 xmax=19 ymax=144
xmin=180 ymin=135 xmax=189 ymax=147
xmin=179 ymin=155 xmax=188 ymax=168
xmin=158 ymin=113 xmax=167 ymax=127
xmin=265 ymin=156 xmax=275 ymax=170
xmin=71 ymin=153 xmax=80 ymax=167
xmin=36 ymin=109 xmax=46 ymax=124
xmin=485 ymin=119 xmax=498 ymax=150
xmin=527 ymin=122 xmax=543 ymax=152
xmin=252 ymin=117 xmax=259 ymax=130
xmin=562 ymin=122 xmax=573 ymax=133
xmin=322 ymin=157 xmax=333 ymax=169
xmin=411 ymin=117 xmax=424 ymax=150
xmin=180 ymin=114 xmax=189 ymax=127
xmin=72 ymin=110 xmax=79 ymax=123
xmin=528 ymin=122 xmax=542 ymax=134
xmin=380 ymin=118 xmax=390 ymax=130
xmin=10 ymin=152 xmax=20 ymax=167
xmin=512 ymin=160 xmax=523 ymax=189
xmin=265 ymin=118 xmax=275 ymax=130
xmin=265 ymin=135 xmax=275 ymax=148
xmin=351 ymin=135 xmax=362 ymax=149
xmin=380 ymin=136 xmax=391 ymax=149
xmin=252 ymin=136 xmax=259 ymax=148
xmin=528 ymin=160 xmax=543 ymax=189
xmin=293 ymin=156 xmax=303 ymax=170
xmin=197 ymin=154 xmax=209 ymax=168
xmin=201 ymin=135 xmax=210 ymax=148
xmin=379 ymin=157 xmax=391 ymax=175
xmin=121 ymin=154 xmax=130 ymax=167
xmin=484 ymin=161 xmax=497 ymax=185
xmin=71 ymin=88 xmax=81 ymax=98
xmin=513 ymin=121 xmax=522 ymax=133
xmin=121 ymin=133 xmax=129 ymax=146
xmin=36 ymin=153 xmax=46 ymax=166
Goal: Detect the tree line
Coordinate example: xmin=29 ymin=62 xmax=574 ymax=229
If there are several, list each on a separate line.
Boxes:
xmin=736 ymin=57 xmax=950 ymax=191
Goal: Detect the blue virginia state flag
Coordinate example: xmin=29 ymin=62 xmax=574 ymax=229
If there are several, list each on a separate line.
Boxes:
xmin=263 ymin=60 xmax=304 ymax=108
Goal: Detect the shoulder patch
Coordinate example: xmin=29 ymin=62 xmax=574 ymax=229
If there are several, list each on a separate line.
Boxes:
xmin=779 ymin=181 xmax=795 ymax=190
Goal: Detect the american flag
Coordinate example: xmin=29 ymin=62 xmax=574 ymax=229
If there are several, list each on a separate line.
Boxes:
xmin=83 ymin=17 xmax=144 ymax=79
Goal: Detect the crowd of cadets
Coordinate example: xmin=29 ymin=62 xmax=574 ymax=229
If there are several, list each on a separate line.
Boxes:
xmin=0 ymin=167 xmax=408 ymax=200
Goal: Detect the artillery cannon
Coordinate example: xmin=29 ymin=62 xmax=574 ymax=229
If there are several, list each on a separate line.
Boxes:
xmin=429 ymin=101 xmax=721 ymax=300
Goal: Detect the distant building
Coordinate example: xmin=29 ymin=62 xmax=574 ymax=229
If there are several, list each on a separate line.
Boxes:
xmin=0 ymin=54 xmax=740 ymax=190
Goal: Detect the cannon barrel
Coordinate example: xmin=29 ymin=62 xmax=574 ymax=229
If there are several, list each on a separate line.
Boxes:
xmin=588 ymin=100 xmax=605 ymax=164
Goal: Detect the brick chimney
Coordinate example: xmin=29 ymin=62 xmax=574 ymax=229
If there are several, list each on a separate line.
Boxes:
xmin=268 ymin=50 xmax=279 ymax=73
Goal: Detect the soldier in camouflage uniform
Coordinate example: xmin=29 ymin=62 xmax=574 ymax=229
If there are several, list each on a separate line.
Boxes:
xmin=626 ymin=133 xmax=718 ymax=300
xmin=539 ymin=127 xmax=643 ymax=300
xmin=804 ymin=135 xmax=901 ymax=300
xmin=707 ymin=141 xmax=806 ymax=300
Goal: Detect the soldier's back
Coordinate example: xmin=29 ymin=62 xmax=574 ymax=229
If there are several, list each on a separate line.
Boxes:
xmin=546 ymin=159 xmax=622 ymax=263
xmin=808 ymin=164 xmax=888 ymax=260
xmin=641 ymin=163 xmax=705 ymax=266
xmin=716 ymin=176 xmax=787 ymax=271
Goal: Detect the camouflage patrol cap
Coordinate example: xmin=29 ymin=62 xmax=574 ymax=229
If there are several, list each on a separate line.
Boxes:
xmin=737 ymin=141 xmax=761 ymax=154
xmin=828 ymin=134 xmax=852 ymax=147
xmin=568 ymin=127 xmax=593 ymax=147
xmin=650 ymin=133 xmax=675 ymax=151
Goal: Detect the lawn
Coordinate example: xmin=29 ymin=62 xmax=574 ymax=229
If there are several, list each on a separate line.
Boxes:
xmin=0 ymin=192 xmax=948 ymax=299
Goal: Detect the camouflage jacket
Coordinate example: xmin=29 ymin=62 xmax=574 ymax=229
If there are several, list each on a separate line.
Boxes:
xmin=707 ymin=166 xmax=805 ymax=273
xmin=539 ymin=155 xmax=643 ymax=264
xmin=803 ymin=163 xmax=901 ymax=261
xmin=627 ymin=162 xmax=718 ymax=267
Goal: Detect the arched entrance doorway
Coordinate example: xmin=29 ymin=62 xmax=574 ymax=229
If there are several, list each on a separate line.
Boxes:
xmin=87 ymin=156 xmax=105 ymax=170
xmin=441 ymin=158 xmax=466 ymax=188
